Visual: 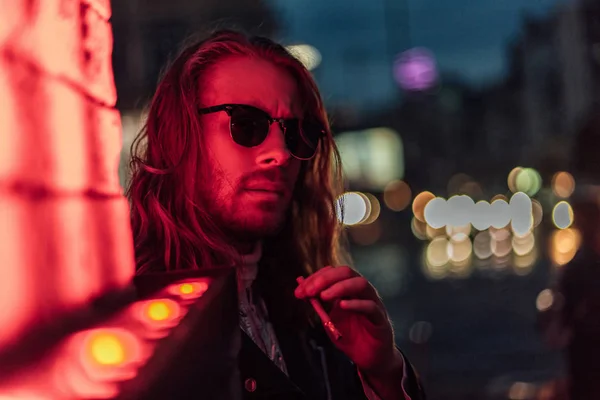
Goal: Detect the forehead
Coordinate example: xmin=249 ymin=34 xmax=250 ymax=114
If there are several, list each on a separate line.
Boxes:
xmin=200 ymin=56 xmax=302 ymax=116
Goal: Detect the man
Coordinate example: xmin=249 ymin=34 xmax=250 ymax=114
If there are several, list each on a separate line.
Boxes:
xmin=127 ymin=29 xmax=425 ymax=399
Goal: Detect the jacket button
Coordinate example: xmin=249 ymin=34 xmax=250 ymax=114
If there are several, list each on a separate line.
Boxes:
xmin=244 ymin=378 xmax=257 ymax=392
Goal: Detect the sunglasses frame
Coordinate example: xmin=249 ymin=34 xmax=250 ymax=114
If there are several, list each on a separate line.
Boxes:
xmin=197 ymin=103 xmax=326 ymax=160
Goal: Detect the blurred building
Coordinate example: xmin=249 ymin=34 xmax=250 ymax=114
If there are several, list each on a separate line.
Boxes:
xmin=111 ymin=0 xmax=278 ymax=112
xmin=505 ymin=1 xmax=600 ymax=169
xmin=345 ymin=76 xmax=485 ymax=196
xmin=269 ymin=0 xmax=410 ymax=115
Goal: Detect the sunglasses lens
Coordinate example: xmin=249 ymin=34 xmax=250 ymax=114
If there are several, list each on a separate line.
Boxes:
xmin=285 ymin=119 xmax=323 ymax=159
xmin=230 ymin=107 xmax=270 ymax=147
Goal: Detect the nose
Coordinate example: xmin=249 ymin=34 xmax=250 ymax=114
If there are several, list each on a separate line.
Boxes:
xmin=255 ymin=122 xmax=292 ymax=166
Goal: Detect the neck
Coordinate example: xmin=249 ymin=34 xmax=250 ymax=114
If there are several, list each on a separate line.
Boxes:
xmin=235 ymin=241 xmax=258 ymax=255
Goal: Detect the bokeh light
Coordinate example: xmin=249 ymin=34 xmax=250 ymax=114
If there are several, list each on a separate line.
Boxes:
xmin=424 ymin=197 xmax=448 ymax=228
xmin=552 ymin=201 xmax=574 ymax=229
xmin=512 ymin=232 xmax=535 ymax=256
xmin=551 ymin=171 xmax=575 ymax=198
xmin=349 ymin=220 xmax=382 ymax=246
xmin=510 ymin=192 xmax=533 ymax=237
xmin=549 ymin=228 xmax=581 ymax=266
xmin=532 ymin=199 xmax=543 ymax=227
xmin=361 ymin=193 xmax=381 ymax=224
xmin=335 ymin=128 xmax=405 ymax=190
xmin=146 ymin=300 xmax=171 ymax=321
xmin=489 ymin=227 xmax=511 ymax=242
xmin=79 ymin=328 xmax=143 ymax=374
xmin=426 ymin=224 xmax=446 ymax=240
xmin=489 ymin=199 xmax=511 ymax=229
xmin=412 ymin=191 xmax=435 ymax=222
xmin=426 ymin=237 xmax=450 ymax=270
xmin=88 ymin=333 xmax=125 ymax=366
xmin=168 ymin=280 xmax=210 ymax=299
xmin=384 ymin=180 xmax=412 ymax=211
xmin=445 ymin=195 xmax=474 ymax=227
xmin=132 ymin=299 xmax=182 ymax=336
xmin=286 ymin=44 xmax=322 ymax=71
xmin=507 ymin=167 xmax=522 ymax=193
xmin=459 ymin=181 xmax=484 ymax=198
xmin=473 ymin=231 xmax=493 ymax=259
xmin=449 ymin=257 xmax=473 ymax=278
xmin=393 ymin=47 xmax=438 ymax=91
xmin=447 ymin=237 xmax=473 ymax=263
xmin=515 ymin=168 xmax=542 ymax=196
xmin=490 ymin=228 xmax=512 ymax=258
xmin=180 ymin=284 xmax=193 ymax=295
xmin=536 ymin=289 xmax=554 ymax=312
xmin=471 ymin=201 xmax=492 ymax=231
xmin=143 ymin=299 xmax=180 ymax=323
xmin=336 ymin=192 xmax=369 ymax=225
xmin=73 ymin=328 xmax=143 ymax=386
xmin=508 ymin=382 xmax=536 ymax=400
xmin=513 ymin=246 xmax=538 ymax=275
xmin=411 ymin=217 xmax=428 ymax=240
xmin=491 ymin=194 xmax=509 ymax=203
xmin=446 ymin=224 xmax=471 ymax=242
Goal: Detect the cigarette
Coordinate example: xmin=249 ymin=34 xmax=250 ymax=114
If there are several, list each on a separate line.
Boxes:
xmin=296 ymin=277 xmax=342 ymax=340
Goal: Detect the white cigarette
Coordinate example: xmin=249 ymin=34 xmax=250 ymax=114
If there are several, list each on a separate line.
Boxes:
xmin=296 ymin=276 xmax=342 ymax=340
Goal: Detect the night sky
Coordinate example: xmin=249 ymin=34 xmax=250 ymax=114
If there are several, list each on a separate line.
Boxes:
xmin=407 ymin=0 xmax=561 ymax=83
xmin=270 ymin=0 xmax=563 ymax=109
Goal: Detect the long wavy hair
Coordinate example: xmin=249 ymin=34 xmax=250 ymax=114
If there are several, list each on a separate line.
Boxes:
xmin=126 ymin=29 xmax=349 ymax=329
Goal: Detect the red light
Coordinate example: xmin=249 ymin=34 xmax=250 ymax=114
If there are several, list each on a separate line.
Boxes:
xmin=145 ymin=300 xmax=172 ymax=321
xmin=76 ymin=328 xmax=142 ymax=382
xmin=179 ymin=283 xmax=194 ymax=295
xmin=130 ymin=299 xmax=182 ymax=339
xmin=167 ymin=280 xmax=210 ymax=300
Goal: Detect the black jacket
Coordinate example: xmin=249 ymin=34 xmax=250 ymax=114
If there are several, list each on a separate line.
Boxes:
xmin=238 ymin=323 xmax=426 ymax=400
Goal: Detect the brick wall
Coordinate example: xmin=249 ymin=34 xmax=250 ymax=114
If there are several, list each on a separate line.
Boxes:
xmin=0 ymin=0 xmax=135 ymax=347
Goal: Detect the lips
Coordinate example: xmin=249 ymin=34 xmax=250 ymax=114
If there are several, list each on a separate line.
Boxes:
xmin=244 ymin=182 xmax=288 ymax=196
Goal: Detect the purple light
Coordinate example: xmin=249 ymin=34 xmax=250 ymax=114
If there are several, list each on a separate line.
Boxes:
xmin=393 ymin=48 xmax=438 ymax=91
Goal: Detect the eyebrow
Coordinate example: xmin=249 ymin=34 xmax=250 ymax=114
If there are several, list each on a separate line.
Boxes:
xmin=242 ymin=100 xmax=300 ymax=119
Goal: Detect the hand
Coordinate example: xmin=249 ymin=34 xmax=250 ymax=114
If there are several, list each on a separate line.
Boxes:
xmin=294 ymin=266 xmax=401 ymax=376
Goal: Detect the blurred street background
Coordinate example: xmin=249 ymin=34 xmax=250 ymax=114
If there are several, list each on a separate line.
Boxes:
xmin=110 ymin=0 xmax=600 ymax=398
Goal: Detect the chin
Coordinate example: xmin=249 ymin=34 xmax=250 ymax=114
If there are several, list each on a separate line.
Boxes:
xmin=247 ymin=218 xmax=285 ymax=237
xmin=225 ymin=212 xmax=286 ymax=240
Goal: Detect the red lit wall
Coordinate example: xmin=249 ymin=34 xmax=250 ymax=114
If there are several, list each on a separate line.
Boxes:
xmin=0 ymin=0 xmax=135 ymax=347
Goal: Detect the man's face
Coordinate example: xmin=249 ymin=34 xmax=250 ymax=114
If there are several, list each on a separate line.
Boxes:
xmin=198 ymin=56 xmax=303 ymax=242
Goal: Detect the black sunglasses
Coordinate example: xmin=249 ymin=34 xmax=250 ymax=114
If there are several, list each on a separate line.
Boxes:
xmin=197 ymin=103 xmax=326 ymax=160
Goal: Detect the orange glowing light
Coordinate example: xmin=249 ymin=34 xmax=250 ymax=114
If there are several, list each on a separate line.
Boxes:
xmin=88 ymin=333 xmax=126 ymax=366
xmin=412 ymin=191 xmax=435 ymax=222
xmin=74 ymin=328 xmax=143 ymax=385
xmin=132 ymin=299 xmax=181 ymax=336
xmin=179 ymin=283 xmax=194 ymax=295
xmin=168 ymin=280 xmax=210 ymax=299
xmin=552 ymin=171 xmax=575 ymax=198
xmin=549 ymin=228 xmax=581 ymax=266
xmin=384 ymin=180 xmax=412 ymax=212
xmin=146 ymin=300 xmax=171 ymax=321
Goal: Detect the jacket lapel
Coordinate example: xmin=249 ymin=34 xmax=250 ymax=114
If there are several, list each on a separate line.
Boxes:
xmin=238 ymin=330 xmax=306 ymax=399
xmin=272 ymin=325 xmax=331 ymax=400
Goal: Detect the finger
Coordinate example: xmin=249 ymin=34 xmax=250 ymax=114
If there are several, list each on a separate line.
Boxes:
xmin=320 ymin=276 xmax=374 ymax=301
xmin=295 ymin=265 xmax=358 ymax=298
xmin=295 ymin=266 xmax=334 ymax=294
xmin=339 ymin=299 xmax=388 ymax=325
